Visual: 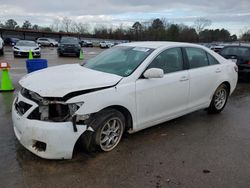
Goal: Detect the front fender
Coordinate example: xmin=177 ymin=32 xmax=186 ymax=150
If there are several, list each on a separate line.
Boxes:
xmin=66 ymin=84 xmax=137 ymax=128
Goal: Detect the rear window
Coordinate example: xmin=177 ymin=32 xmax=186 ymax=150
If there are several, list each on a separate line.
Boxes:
xmin=221 ymin=47 xmax=250 ymax=56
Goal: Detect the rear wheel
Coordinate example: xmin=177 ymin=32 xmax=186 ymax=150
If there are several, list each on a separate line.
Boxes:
xmin=208 ymin=84 xmax=229 ymax=113
xmin=81 ymin=109 xmax=125 ymax=152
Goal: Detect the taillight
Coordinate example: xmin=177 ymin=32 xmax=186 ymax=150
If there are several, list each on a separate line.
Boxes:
xmin=234 ymin=65 xmax=238 ymax=72
xmin=247 ymin=61 xmax=250 ymax=65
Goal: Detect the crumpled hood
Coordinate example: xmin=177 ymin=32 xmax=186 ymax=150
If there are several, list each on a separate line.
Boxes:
xmin=19 ymin=64 xmax=122 ymax=97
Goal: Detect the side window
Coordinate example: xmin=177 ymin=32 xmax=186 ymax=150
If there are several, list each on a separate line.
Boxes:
xmin=207 ymin=53 xmax=219 ymax=65
xmin=148 ymin=48 xmax=183 ymax=74
xmin=185 ymin=47 xmax=209 ymax=69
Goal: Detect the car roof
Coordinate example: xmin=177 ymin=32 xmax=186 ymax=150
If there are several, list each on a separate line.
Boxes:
xmin=119 ymin=41 xmax=205 ymax=49
xmin=18 ymin=40 xmax=35 ymax=43
xmin=210 ymin=45 xmax=224 ymax=48
xmin=223 ymin=45 xmax=250 ymax=48
xmin=61 ymin=36 xmax=77 ymax=39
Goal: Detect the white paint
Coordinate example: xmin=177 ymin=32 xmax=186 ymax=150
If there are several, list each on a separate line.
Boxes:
xmin=19 ymin=64 xmax=122 ymax=97
xmin=13 ymin=42 xmax=238 ymax=159
xmin=143 ymin=68 xmax=164 ymax=79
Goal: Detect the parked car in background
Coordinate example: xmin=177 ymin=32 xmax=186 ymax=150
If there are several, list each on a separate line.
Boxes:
xmin=80 ymin=40 xmax=93 ymax=47
xmin=4 ymin=37 xmax=20 ymax=46
xmin=210 ymin=45 xmax=224 ymax=53
xmin=220 ymin=45 xmax=250 ymax=81
xmin=37 ymin=38 xmax=58 ymax=47
xmin=57 ymin=37 xmax=81 ymax=57
xmin=0 ymin=37 xmax=4 ymax=55
xmin=99 ymin=41 xmax=114 ymax=48
xmin=13 ymin=40 xmax=41 ymax=57
xmin=12 ymin=42 xmax=238 ymax=159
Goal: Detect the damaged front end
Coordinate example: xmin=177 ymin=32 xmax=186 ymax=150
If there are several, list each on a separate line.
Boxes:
xmin=19 ymin=88 xmax=89 ymax=132
xmin=12 ymin=87 xmax=93 ymax=159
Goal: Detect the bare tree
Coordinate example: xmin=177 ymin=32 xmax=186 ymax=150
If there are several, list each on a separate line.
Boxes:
xmin=61 ymin=17 xmax=72 ymax=32
xmin=50 ymin=18 xmax=61 ymax=32
xmin=72 ymin=22 xmax=90 ymax=34
xmin=194 ymin=17 xmax=212 ymax=33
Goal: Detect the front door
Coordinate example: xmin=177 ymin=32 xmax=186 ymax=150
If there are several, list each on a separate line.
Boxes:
xmin=135 ymin=47 xmax=189 ymax=130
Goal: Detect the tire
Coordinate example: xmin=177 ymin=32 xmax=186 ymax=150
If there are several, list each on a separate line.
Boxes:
xmin=81 ymin=109 xmax=125 ymax=152
xmin=208 ymin=83 xmax=229 ymax=114
xmin=50 ymin=43 xmax=54 ymax=47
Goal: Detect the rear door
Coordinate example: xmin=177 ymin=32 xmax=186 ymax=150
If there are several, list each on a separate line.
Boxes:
xmin=184 ymin=47 xmax=222 ymax=109
xmin=135 ymin=47 xmax=189 ymax=129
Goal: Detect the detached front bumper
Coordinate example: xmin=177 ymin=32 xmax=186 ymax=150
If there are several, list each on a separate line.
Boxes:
xmin=12 ymin=92 xmax=88 ymax=159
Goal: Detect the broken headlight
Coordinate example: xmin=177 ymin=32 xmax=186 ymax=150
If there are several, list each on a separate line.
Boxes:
xmin=21 ymin=87 xmax=84 ymax=122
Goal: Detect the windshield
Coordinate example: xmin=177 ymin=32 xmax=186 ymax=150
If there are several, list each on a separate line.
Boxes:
xmin=60 ymin=37 xmax=79 ymax=44
xmin=16 ymin=41 xmax=37 ymax=47
xmin=83 ymin=46 xmax=154 ymax=77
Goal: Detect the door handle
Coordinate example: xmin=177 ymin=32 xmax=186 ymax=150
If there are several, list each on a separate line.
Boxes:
xmin=179 ymin=76 xmax=189 ymax=82
xmin=215 ymin=68 xmax=221 ymax=73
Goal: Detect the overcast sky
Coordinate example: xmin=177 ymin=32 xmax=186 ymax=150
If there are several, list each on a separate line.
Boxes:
xmin=0 ymin=0 xmax=250 ymax=35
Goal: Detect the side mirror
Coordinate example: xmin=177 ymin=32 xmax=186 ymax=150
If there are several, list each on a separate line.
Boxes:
xmin=143 ymin=68 xmax=164 ymax=79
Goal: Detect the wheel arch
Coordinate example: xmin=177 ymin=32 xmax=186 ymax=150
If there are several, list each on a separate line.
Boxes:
xmin=101 ymin=105 xmax=133 ymax=131
xmin=73 ymin=105 xmax=133 ymax=154
xmin=221 ymin=81 xmax=231 ymax=94
xmin=209 ymin=81 xmax=231 ymax=101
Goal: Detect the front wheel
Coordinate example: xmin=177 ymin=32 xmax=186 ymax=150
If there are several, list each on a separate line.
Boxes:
xmin=82 ymin=109 xmax=125 ymax=152
xmin=208 ymin=84 xmax=229 ymax=114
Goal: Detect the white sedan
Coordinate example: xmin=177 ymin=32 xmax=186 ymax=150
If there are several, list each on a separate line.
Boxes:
xmin=99 ymin=41 xmax=114 ymax=48
xmin=12 ymin=42 xmax=238 ymax=159
xmin=13 ymin=40 xmax=41 ymax=57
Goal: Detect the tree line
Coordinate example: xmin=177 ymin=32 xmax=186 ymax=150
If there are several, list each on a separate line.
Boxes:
xmin=0 ymin=17 xmax=249 ymax=42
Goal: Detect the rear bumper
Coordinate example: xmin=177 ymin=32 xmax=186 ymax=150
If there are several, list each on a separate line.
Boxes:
xmin=12 ymin=93 xmax=88 ymax=159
